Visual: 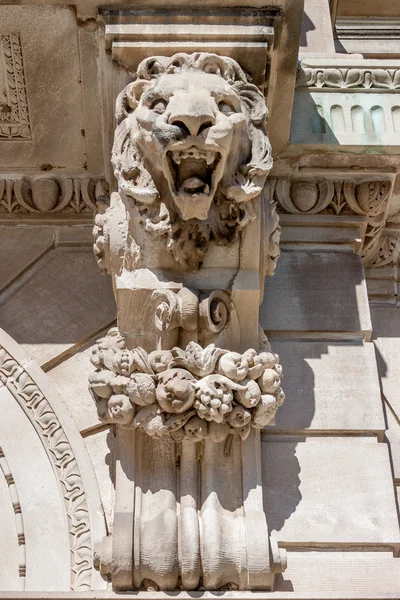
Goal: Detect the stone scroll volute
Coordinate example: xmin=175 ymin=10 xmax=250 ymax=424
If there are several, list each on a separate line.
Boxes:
xmin=91 ymin=53 xmax=285 ymax=592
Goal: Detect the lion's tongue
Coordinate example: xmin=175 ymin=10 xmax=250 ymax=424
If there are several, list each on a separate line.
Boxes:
xmin=180 ymin=177 xmax=209 ymax=194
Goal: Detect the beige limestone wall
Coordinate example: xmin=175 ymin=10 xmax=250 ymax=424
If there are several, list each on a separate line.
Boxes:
xmin=260 ymin=247 xmax=400 ymax=592
xmin=371 ymin=306 xmax=400 ymax=490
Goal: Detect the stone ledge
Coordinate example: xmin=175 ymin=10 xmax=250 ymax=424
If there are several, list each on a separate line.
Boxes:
xmin=0 ymin=592 xmax=399 ymax=600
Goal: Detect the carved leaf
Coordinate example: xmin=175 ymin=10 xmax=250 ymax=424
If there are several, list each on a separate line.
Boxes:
xmin=371 ymin=69 xmax=393 ymax=89
xmin=368 ymin=235 xmax=399 ymax=268
xmin=393 ymin=70 xmax=400 ymax=89
xmin=301 ymin=68 xmax=316 ymax=87
xmin=344 ymin=69 xmax=363 ymax=88
xmin=355 ymin=181 xmax=391 ymax=217
xmin=322 ymin=69 xmax=345 ymax=88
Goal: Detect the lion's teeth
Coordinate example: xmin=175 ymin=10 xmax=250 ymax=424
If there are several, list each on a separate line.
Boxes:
xmin=172 ymin=152 xmax=181 ymax=164
xmin=172 ymin=148 xmax=215 ymax=164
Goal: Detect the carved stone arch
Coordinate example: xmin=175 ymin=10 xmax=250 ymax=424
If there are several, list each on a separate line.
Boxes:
xmin=0 ymin=328 xmax=107 ymax=592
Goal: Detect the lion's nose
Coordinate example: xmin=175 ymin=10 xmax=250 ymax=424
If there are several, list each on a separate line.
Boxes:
xmin=168 ymin=113 xmax=216 ymax=137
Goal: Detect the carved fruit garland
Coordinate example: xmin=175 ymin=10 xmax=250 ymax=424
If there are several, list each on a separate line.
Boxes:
xmin=89 ymin=329 xmax=284 ymax=442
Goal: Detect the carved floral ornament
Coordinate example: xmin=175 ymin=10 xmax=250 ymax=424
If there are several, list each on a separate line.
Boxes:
xmin=273 ymin=178 xmax=391 ymax=217
xmin=95 ymin=52 xmax=280 ymax=271
xmin=369 ymin=232 xmax=400 ymax=268
xmin=0 ymin=33 xmax=31 ymax=139
xmin=272 ymin=178 xmax=393 ymax=266
xmin=89 ymin=329 xmax=284 ymax=443
xmin=0 ymin=176 xmax=108 ymax=214
xmin=0 ymin=344 xmax=92 ymax=591
xmin=297 ymin=66 xmax=400 ymax=90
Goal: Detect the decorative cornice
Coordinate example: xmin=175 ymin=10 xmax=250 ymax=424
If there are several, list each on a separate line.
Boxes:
xmin=335 ymin=18 xmax=400 ymax=39
xmin=297 ymin=65 xmax=400 ymax=90
xmin=0 ymin=346 xmax=92 ymax=591
xmin=0 ymin=175 xmax=108 ymax=216
xmin=271 ymin=177 xmax=394 ymax=267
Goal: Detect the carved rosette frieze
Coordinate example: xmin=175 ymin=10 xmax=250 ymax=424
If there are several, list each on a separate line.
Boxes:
xmin=89 ymin=329 xmax=284 ymax=443
xmin=0 ymin=175 xmax=108 ymax=215
xmin=0 ymin=346 xmax=92 ymax=591
xmin=273 ymin=177 xmax=393 ymax=266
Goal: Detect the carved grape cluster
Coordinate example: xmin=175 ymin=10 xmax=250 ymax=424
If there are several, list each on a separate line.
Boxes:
xmin=89 ymin=329 xmax=284 ymax=443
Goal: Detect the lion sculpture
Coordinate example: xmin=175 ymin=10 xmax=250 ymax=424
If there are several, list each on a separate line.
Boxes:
xmin=101 ymin=53 xmax=279 ymax=271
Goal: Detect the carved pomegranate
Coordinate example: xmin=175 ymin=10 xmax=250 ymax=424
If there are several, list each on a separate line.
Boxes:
xmin=291 ymin=181 xmax=318 ymax=212
xmin=31 ymin=178 xmax=59 ymax=212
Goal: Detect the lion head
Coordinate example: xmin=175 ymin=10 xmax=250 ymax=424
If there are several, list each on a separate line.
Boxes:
xmin=112 ymin=53 xmax=273 ymax=269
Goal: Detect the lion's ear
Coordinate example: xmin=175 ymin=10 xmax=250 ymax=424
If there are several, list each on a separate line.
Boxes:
xmin=115 ymin=80 xmax=150 ymax=124
xmin=233 ymin=82 xmax=268 ymax=126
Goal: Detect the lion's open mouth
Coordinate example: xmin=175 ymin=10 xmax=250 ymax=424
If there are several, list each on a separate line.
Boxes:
xmin=166 ymin=147 xmax=221 ymax=196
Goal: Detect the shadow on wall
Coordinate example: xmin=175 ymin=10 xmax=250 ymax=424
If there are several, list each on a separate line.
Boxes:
xmin=260 ymin=247 xmax=368 ymax=561
xmin=299 ymin=11 xmax=316 ymax=49
xmin=370 ymin=306 xmax=400 ymax=520
xmin=290 ymin=86 xmax=341 ymax=146
xmin=0 ymin=241 xmax=116 ymax=365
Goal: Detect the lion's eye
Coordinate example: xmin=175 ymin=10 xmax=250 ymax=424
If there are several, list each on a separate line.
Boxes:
xmin=218 ymin=101 xmax=236 ymax=115
xmin=151 ymin=99 xmax=167 ymax=114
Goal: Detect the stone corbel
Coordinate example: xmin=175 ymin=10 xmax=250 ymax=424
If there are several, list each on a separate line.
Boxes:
xmin=89 ymin=12 xmax=294 ymax=590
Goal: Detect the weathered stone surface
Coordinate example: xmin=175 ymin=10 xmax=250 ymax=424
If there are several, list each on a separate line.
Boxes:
xmin=0 ymin=327 xmax=108 ymax=591
xmin=300 ymin=0 xmax=335 ymax=54
xmin=0 ymin=228 xmax=54 ymax=292
xmin=0 ymin=386 xmax=70 ymax=591
xmin=261 ymin=250 xmax=371 ymax=338
xmin=0 ymin=247 xmax=115 ymax=366
xmin=0 ymin=454 xmax=20 ymax=591
xmin=371 ymin=306 xmax=400 ymax=418
xmin=384 ymin=405 xmax=400 ymax=482
xmin=0 ymin=6 xmax=86 ymax=170
xmin=84 ymin=427 xmax=114 ymax=532
xmin=275 ymin=550 xmax=400 ymax=593
xmin=47 ymin=342 xmax=104 ymax=433
xmin=262 ymin=437 xmax=400 ymax=545
xmin=267 ymin=340 xmax=385 ymax=433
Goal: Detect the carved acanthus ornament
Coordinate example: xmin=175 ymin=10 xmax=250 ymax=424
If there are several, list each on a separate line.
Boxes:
xmin=369 ymin=232 xmax=400 ymax=268
xmin=91 ymin=52 xmax=285 ymax=592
